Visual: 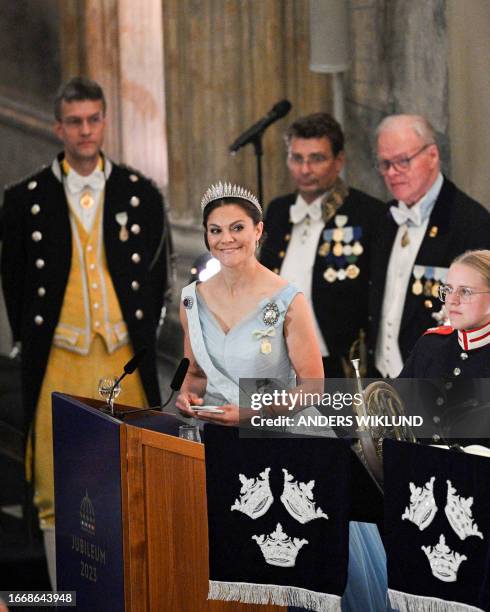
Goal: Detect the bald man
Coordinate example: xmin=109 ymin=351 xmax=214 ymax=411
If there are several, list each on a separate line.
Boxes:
xmin=369 ymin=114 xmax=490 ymax=377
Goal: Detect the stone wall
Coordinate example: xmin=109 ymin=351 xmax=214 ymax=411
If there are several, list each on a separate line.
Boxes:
xmin=345 ymin=0 xmax=449 ymax=200
xmin=0 ymin=1 xmax=61 ymax=353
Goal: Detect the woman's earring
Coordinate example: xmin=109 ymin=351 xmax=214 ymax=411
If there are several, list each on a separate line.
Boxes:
xmin=256 ymin=240 xmax=260 ymax=250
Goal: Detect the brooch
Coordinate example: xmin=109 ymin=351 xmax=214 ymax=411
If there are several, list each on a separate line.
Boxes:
xmin=262 ymin=302 xmax=280 ymax=326
xmin=183 ymin=296 xmax=194 ymax=309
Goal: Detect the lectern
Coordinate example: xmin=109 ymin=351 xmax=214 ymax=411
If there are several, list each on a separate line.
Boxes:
xmin=52 ymin=394 xmax=281 ymax=611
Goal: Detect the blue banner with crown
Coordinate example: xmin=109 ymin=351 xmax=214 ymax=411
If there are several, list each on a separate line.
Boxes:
xmin=384 ymin=439 xmax=490 ymax=612
xmin=203 ymin=425 xmax=352 ymax=612
xmin=53 ymin=394 xmax=125 ymax=611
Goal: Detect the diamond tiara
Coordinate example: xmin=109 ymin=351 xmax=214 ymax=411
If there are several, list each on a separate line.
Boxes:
xmin=200 ymin=181 xmax=262 ymax=213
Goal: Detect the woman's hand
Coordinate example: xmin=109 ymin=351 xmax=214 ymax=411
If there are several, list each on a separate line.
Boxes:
xmin=176 ymin=391 xmax=204 ymax=417
xmin=194 ymin=403 xmax=240 ymax=426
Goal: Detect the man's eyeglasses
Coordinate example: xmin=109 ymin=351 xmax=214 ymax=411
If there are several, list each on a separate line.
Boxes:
xmin=288 ymin=153 xmax=332 ymax=167
xmin=62 ymin=114 xmax=104 ymax=128
xmin=376 ymin=143 xmax=432 ymax=175
xmin=438 ymin=285 xmax=490 ymax=303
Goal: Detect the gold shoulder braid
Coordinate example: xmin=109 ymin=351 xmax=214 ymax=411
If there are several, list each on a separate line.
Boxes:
xmin=321 ymin=177 xmax=349 ymax=224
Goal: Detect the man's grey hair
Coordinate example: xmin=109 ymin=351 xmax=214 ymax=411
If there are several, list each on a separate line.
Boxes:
xmin=376 ymin=114 xmax=437 ymax=145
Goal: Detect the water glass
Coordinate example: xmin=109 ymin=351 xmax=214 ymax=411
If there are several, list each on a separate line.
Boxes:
xmin=98 ymin=376 xmax=121 ymax=413
xmin=178 ymin=424 xmax=201 ymax=442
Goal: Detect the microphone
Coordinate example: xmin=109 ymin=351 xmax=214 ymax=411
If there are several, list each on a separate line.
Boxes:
xmin=229 ymin=99 xmax=292 ymax=153
xmin=160 ymin=358 xmax=190 ymax=409
xmin=170 ymin=357 xmax=190 ymax=392
xmin=118 ymin=357 xmax=191 ymax=418
xmin=108 ymin=347 xmax=147 ymax=411
xmin=123 ymin=347 xmax=147 ymax=375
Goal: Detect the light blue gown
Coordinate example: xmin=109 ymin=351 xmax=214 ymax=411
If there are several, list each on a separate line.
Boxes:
xmin=182 ymin=281 xmax=390 ymax=611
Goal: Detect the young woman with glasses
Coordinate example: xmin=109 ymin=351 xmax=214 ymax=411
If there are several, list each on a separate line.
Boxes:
xmin=400 ymin=250 xmax=490 ymax=377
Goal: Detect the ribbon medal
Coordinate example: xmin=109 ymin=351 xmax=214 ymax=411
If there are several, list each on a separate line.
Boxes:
xmin=253 ymin=327 xmax=276 ymax=355
xmin=115 ymin=211 xmax=129 ymax=242
xmin=412 ymin=265 xmax=424 ymax=296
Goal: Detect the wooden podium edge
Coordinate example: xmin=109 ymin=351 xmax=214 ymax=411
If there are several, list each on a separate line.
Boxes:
xmin=121 ymin=425 xmax=204 ymax=611
xmin=120 ymin=424 xmax=282 ymax=612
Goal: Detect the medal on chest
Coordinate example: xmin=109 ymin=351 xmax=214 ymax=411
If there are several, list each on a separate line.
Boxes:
xmin=115 ymin=211 xmax=129 ymax=242
xmin=261 ymin=339 xmax=272 ymax=354
xmin=80 ymin=190 xmax=95 ymax=209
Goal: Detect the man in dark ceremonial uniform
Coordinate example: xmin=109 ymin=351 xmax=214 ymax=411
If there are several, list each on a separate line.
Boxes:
xmin=260 ymin=113 xmax=385 ymax=377
xmin=0 ymin=77 xmax=172 ymax=585
xmin=370 ymin=114 xmax=490 ymax=378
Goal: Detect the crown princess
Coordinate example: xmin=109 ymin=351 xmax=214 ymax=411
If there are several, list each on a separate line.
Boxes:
xmin=445 ymin=480 xmax=484 ymax=541
xmin=401 ymin=476 xmax=437 ymax=531
xmin=200 ymin=181 xmax=262 ymax=212
xmin=281 ymin=469 xmax=329 ymax=524
xmin=421 ymin=534 xmax=467 ymax=583
xmin=231 ymin=467 xmax=273 ymax=520
xmin=252 ymin=523 xmax=308 ymax=568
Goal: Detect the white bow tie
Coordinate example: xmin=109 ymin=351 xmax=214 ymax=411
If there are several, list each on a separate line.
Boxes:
xmin=290 ymin=199 xmax=322 ymax=224
xmin=390 ymin=203 xmax=423 ymax=227
xmin=66 ymin=168 xmax=105 ymax=194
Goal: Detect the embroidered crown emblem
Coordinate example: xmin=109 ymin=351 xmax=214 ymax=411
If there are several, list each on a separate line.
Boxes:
xmin=252 ymin=523 xmax=308 ymax=567
xmin=281 ymin=469 xmax=328 ymax=524
xmin=80 ymin=489 xmax=96 ymax=536
xmin=231 ymin=468 xmax=273 ymax=519
xmin=445 ymin=480 xmax=484 ymax=541
xmin=421 ymin=534 xmax=467 ymax=582
xmin=401 ymin=476 xmax=437 ymax=531
xmin=200 ymin=181 xmax=262 ymax=212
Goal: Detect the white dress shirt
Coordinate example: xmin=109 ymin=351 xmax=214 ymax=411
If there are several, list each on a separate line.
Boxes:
xmin=52 ymin=157 xmax=113 ymax=232
xmin=376 ymin=173 xmax=443 ymax=377
xmin=280 ymin=193 xmax=329 ymax=356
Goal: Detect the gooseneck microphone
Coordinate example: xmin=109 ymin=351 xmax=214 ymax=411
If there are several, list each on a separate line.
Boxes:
xmin=118 ymin=357 xmax=190 ymax=417
xmin=229 ymin=99 xmax=292 ymax=153
xmin=160 ymin=357 xmax=190 ymax=409
xmin=108 ymin=347 xmax=147 ymax=410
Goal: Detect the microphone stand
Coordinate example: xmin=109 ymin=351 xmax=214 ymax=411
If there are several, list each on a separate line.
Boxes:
xmin=116 ymin=389 xmax=178 ymax=418
xmin=251 ymin=133 xmax=264 ymax=204
xmin=108 ymin=372 xmax=125 ymax=416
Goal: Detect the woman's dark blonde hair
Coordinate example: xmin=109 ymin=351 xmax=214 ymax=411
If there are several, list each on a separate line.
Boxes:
xmin=452 ymin=249 xmax=490 ymax=287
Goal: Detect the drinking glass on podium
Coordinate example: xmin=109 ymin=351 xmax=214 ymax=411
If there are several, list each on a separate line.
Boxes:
xmin=178 ymin=424 xmax=201 ymax=442
xmin=98 ymin=377 xmax=121 ymax=414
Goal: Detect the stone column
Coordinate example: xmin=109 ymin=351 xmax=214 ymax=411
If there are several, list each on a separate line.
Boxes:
xmin=60 ymin=0 xmax=168 ymax=189
xmin=117 ymin=0 xmax=168 ymax=188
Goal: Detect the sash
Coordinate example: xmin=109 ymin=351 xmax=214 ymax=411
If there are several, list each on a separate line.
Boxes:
xmin=182 ymin=281 xmax=242 ymax=406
